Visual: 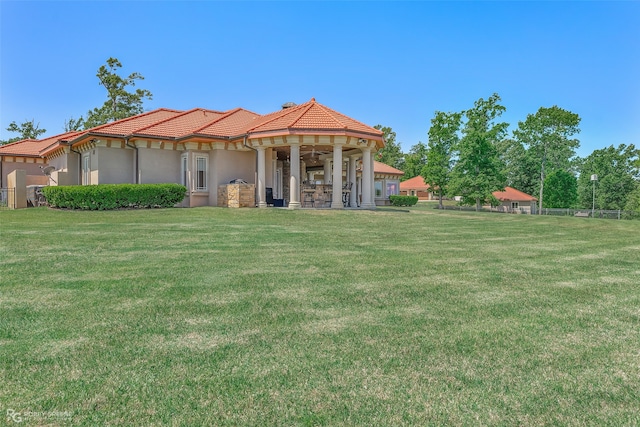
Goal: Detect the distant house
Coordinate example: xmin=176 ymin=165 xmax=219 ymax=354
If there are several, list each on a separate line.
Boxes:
xmin=0 ymin=98 xmax=386 ymax=209
xmin=491 ymin=187 xmax=538 ymax=213
xmin=399 ymin=175 xmax=434 ymax=200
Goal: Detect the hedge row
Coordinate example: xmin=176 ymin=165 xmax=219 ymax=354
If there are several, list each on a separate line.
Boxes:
xmin=42 ymin=184 xmax=187 ymax=210
xmin=389 ymin=195 xmax=419 ymax=206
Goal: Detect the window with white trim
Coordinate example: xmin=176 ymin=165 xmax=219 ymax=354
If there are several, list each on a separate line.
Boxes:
xmin=374 ymin=181 xmax=383 ymax=197
xmin=386 ymin=180 xmax=399 ymax=196
xmin=195 ymin=155 xmax=208 ymax=191
xmin=511 ymin=202 xmax=519 ymax=209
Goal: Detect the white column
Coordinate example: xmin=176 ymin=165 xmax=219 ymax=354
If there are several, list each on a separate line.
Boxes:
xmin=349 ymin=154 xmax=358 ymax=208
xmin=370 ymin=152 xmax=376 ymax=209
xmin=257 ymin=147 xmax=267 ymax=208
xmin=288 ymin=144 xmax=301 ymax=209
xmin=323 ymin=158 xmax=331 ymax=184
xmin=331 ymin=143 xmax=344 ymax=209
xmin=361 ymin=147 xmax=373 ymax=208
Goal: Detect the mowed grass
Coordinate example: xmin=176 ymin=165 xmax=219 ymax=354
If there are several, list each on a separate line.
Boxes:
xmin=1 ymin=206 xmax=639 ymax=426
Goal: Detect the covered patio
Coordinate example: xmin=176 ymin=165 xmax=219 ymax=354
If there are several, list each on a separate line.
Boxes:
xmin=247 ymin=98 xmax=384 ymax=209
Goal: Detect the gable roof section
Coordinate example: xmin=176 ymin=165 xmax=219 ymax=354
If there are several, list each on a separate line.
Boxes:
xmin=0 ymin=139 xmax=42 ymax=156
xmin=400 ymin=175 xmax=431 ymax=191
xmin=133 ymin=108 xmax=226 ymax=138
xmin=373 ymin=161 xmax=404 ymax=175
xmin=194 ymin=108 xmax=260 ymax=138
xmin=492 ymin=186 xmax=537 ymax=202
xmin=0 ymin=131 xmax=83 ymax=157
xmin=88 ymin=108 xmax=183 ymax=136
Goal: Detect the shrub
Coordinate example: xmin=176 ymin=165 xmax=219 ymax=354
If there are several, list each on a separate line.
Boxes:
xmin=389 ymin=195 xmax=418 ymax=206
xmin=42 ymin=184 xmax=187 ymax=210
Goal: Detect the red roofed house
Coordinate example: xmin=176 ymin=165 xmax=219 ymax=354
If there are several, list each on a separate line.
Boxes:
xmin=490 ymin=186 xmax=538 ymax=213
xmin=0 ymin=98 xmax=388 ymax=209
xmin=399 ymin=175 xmax=434 ymax=200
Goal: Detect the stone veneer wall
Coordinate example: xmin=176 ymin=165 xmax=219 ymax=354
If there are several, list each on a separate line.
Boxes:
xmin=218 ymin=184 xmax=256 ymax=208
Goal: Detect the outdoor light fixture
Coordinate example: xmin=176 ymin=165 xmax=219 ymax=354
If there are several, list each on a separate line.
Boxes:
xmin=591 ymin=174 xmax=598 ymax=217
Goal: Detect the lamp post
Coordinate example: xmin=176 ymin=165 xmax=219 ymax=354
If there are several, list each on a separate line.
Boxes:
xmin=591 ymin=174 xmax=598 ymax=217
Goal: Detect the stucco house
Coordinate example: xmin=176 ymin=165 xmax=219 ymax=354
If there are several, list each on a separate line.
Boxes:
xmin=490 ymin=186 xmax=538 ymax=213
xmin=1 ymin=98 xmax=389 ymax=209
xmin=399 ymin=175 xmax=434 ymax=200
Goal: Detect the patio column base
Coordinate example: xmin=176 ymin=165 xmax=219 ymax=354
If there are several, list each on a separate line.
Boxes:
xmin=258 ymin=201 xmax=268 ymax=208
xmin=288 ymin=201 xmax=301 ymax=210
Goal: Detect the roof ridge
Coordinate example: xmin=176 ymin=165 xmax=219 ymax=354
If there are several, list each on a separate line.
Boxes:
xmin=88 ymin=108 xmax=183 ymax=133
xmin=191 ymin=108 xmax=243 ymax=134
xmin=288 ymin=100 xmax=326 ymax=128
xmin=313 ymin=102 xmax=349 ymax=129
xmin=132 ymin=108 xmax=203 ymax=134
xmin=244 ymin=102 xmax=309 ymax=133
xmin=319 ymin=102 xmax=382 ymax=133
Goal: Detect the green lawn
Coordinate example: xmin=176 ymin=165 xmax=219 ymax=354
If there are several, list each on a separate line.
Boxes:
xmin=1 ymin=207 xmax=639 ymax=426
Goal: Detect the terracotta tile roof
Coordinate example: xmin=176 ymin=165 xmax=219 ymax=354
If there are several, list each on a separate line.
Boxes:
xmin=492 ymin=186 xmax=537 ymax=202
xmin=133 ymin=108 xmax=226 ymax=138
xmin=5 ymin=101 xmax=385 ymax=157
xmin=400 ymin=175 xmax=431 ymax=191
xmin=0 ymin=139 xmax=42 ymax=156
xmin=374 ymin=160 xmax=404 ymax=175
xmin=89 ymin=108 xmax=183 ymax=136
xmin=245 ymin=98 xmax=383 ymax=137
xmin=0 ymin=131 xmax=82 ymax=157
xmin=195 ymin=108 xmax=261 ymax=137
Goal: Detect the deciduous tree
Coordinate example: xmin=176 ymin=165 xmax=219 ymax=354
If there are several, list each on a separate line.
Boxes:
xmin=577 ymin=144 xmax=639 ymax=210
xmin=403 ymin=142 xmax=427 ymax=182
xmin=449 ymin=93 xmax=508 ymax=210
xmin=513 ymin=106 xmax=580 ymax=214
xmin=422 ymin=111 xmax=461 ymax=208
xmin=543 ymin=170 xmax=578 ymax=208
xmin=374 ymin=125 xmax=405 ymax=171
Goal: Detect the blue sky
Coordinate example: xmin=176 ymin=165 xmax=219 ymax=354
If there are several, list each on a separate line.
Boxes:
xmin=1 ymin=1 xmax=638 ymax=157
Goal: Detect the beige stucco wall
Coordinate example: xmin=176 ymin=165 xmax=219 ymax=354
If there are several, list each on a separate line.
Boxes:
xmin=498 ymin=201 xmax=535 ymax=213
xmin=48 ymin=151 xmax=80 ymax=185
xmin=1 ymin=160 xmax=46 ymax=188
xmin=210 ymin=150 xmax=255 ymax=207
xmin=96 ymin=147 xmax=134 ymax=184
xmin=138 ymin=148 xmax=181 ymax=184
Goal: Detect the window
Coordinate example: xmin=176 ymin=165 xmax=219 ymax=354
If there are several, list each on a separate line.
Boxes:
xmin=82 ymin=155 xmax=90 ymax=185
xmin=195 ymin=155 xmax=208 ymax=191
xmin=386 ymin=180 xmax=399 ymax=196
xmin=181 ymin=154 xmax=189 ymax=190
xmin=375 ymin=181 xmax=383 ymax=197
xmin=511 ymin=202 xmax=519 ymax=209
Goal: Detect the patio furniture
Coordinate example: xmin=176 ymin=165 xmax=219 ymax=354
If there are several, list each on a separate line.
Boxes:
xmin=342 ymin=182 xmax=352 ymax=207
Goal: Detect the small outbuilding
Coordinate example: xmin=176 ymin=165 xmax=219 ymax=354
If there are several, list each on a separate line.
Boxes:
xmin=491 ymin=186 xmax=538 ymax=213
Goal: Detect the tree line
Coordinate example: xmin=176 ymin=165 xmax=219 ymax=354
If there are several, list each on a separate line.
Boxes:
xmin=375 ymin=94 xmax=640 ymax=214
